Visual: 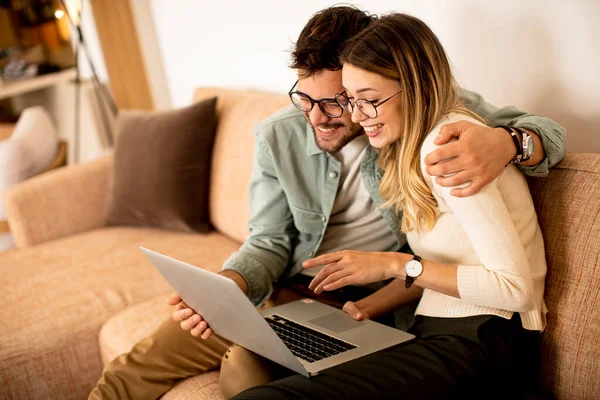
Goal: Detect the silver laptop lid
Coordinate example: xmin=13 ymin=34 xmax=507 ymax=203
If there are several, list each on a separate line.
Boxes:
xmin=139 ymin=247 xmax=307 ymax=376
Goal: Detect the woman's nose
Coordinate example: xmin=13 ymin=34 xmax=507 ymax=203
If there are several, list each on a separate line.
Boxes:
xmin=350 ymin=107 xmax=367 ymax=124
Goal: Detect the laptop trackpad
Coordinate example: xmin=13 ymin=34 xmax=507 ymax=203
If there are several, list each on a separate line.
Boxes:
xmin=308 ymin=312 xmax=362 ymax=333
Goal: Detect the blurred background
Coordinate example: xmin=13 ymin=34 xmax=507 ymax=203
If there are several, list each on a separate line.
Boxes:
xmin=146 ymin=0 xmax=599 ymax=153
xmin=0 ymin=0 xmax=76 ymax=84
xmin=0 ymin=0 xmax=598 ymax=163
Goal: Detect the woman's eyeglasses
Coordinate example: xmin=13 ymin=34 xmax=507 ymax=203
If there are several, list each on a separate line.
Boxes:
xmin=335 ymin=90 xmax=402 ymax=119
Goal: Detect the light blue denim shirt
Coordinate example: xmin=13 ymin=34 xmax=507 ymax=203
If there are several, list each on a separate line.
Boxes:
xmin=222 ymin=90 xmax=567 ymax=306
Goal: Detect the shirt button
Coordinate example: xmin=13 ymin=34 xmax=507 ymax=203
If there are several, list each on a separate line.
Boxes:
xmin=308 ymin=251 xmax=314 ymax=257
xmin=329 ymin=171 xmax=338 ymax=179
xmin=322 ymin=216 xmax=326 ymax=223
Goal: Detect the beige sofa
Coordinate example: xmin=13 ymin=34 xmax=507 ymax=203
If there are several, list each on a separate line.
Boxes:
xmin=1 ymin=88 xmax=598 ymax=400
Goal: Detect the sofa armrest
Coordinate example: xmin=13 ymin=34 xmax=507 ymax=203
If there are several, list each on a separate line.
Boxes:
xmin=3 ymin=154 xmax=113 ymax=249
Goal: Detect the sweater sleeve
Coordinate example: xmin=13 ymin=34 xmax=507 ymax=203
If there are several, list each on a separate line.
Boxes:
xmin=421 ymin=120 xmax=535 ymax=312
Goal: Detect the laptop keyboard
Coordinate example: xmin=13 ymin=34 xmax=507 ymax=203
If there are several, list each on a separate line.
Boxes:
xmin=265 ymin=314 xmax=357 ymax=363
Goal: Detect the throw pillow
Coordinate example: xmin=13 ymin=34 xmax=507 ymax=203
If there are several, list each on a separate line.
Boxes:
xmin=0 ymin=107 xmax=59 ymax=251
xmin=0 ymin=107 xmax=59 ymax=187
xmin=105 ymin=97 xmax=218 ymax=233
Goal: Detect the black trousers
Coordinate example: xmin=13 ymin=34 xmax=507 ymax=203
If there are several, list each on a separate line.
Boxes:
xmin=232 ymin=313 xmax=540 ymax=400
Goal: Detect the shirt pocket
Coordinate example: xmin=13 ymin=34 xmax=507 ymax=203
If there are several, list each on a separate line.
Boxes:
xmin=289 ymin=204 xmax=325 ymax=235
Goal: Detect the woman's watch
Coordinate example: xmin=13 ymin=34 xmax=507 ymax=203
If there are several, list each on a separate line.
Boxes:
xmin=512 ymin=127 xmax=535 ymax=162
xmin=404 ymin=255 xmax=423 ymax=289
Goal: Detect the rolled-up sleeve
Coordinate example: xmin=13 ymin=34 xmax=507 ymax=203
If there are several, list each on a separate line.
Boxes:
xmin=461 ymin=89 xmax=567 ymax=177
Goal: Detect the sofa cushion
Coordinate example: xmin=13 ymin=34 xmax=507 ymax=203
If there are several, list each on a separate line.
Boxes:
xmin=192 ymin=88 xmax=289 ymax=243
xmin=106 ymin=98 xmax=218 ymax=233
xmin=162 ymin=372 xmax=222 ymax=400
xmin=527 ymin=153 xmax=600 ymax=399
xmin=0 ymin=226 xmax=240 ymax=400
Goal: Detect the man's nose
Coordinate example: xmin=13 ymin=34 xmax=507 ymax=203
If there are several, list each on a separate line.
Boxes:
xmin=307 ymin=106 xmax=330 ymax=127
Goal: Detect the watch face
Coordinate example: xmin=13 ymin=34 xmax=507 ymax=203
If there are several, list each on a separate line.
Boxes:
xmin=525 ymin=136 xmax=535 ymax=158
xmin=405 ymin=260 xmax=423 ymax=278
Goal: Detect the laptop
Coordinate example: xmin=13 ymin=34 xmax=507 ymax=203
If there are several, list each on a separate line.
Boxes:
xmin=140 ymin=247 xmax=415 ymax=377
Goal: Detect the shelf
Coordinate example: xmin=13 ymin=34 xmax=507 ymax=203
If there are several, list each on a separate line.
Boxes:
xmin=0 ymin=68 xmax=77 ymax=101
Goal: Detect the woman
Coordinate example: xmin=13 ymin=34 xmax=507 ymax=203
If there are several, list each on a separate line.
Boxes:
xmin=233 ymin=13 xmax=547 ymax=400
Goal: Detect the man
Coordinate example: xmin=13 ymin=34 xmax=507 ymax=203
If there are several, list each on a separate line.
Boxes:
xmin=90 ymin=6 xmax=565 ymax=400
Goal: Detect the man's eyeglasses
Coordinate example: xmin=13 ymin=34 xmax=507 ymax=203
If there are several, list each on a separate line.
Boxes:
xmin=335 ymin=90 xmax=402 ymax=119
xmin=288 ymin=81 xmax=345 ymax=118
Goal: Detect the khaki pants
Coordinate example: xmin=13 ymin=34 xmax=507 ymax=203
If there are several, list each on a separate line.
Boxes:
xmin=89 ymin=277 xmax=374 ymax=400
xmin=89 ymin=317 xmax=232 ymax=400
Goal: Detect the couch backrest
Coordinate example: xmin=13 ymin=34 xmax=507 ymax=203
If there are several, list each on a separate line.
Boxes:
xmin=527 ymin=153 xmax=600 ymax=399
xmin=193 ymin=88 xmax=289 ymax=243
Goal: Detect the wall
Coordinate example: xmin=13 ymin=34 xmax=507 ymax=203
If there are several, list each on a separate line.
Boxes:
xmin=148 ymin=0 xmax=598 ymax=153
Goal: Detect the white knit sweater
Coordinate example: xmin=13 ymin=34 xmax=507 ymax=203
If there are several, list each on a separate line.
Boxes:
xmin=407 ymin=113 xmax=547 ymax=331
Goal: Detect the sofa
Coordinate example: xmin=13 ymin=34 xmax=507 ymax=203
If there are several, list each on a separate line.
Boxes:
xmin=0 ymin=87 xmax=598 ymax=400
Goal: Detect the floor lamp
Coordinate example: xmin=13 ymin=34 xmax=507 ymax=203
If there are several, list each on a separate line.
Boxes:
xmin=59 ymin=0 xmax=118 ymax=163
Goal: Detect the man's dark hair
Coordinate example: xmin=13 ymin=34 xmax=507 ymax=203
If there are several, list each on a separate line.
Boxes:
xmin=290 ymin=5 xmax=375 ymax=77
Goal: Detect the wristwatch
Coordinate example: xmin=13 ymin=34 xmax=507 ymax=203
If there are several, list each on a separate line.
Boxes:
xmin=496 ymin=125 xmax=522 ymax=164
xmin=404 ymin=255 xmax=423 ymax=289
xmin=512 ymin=127 xmax=535 ymax=162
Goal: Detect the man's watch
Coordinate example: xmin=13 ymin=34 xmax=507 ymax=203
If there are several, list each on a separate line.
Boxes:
xmin=512 ymin=127 xmax=535 ymax=162
xmin=496 ymin=125 xmax=523 ymax=164
xmin=404 ymin=255 xmax=423 ymax=289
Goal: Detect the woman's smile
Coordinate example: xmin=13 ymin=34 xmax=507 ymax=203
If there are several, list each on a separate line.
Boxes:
xmin=362 ymin=123 xmax=385 ymax=137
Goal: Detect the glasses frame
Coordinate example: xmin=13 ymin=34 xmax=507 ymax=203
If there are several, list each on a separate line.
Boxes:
xmin=336 ymin=90 xmax=403 ymax=119
xmin=288 ymin=80 xmax=345 ymax=118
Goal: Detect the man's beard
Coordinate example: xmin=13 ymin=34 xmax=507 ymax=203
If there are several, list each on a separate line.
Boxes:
xmin=313 ymin=123 xmax=365 ymax=153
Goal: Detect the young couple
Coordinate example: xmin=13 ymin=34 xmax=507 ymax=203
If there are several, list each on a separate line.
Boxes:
xmin=90 ymin=6 xmax=565 ymax=400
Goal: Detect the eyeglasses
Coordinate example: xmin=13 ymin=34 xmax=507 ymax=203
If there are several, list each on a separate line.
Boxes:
xmin=335 ymin=90 xmax=402 ymax=119
xmin=288 ymin=81 xmax=345 ymax=118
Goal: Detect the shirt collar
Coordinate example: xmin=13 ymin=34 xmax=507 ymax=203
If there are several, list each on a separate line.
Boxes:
xmin=363 ymin=144 xmax=379 ymax=164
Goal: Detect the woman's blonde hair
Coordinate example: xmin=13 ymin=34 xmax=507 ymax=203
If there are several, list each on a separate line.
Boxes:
xmin=342 ymin=13 xmax=484 ymax=234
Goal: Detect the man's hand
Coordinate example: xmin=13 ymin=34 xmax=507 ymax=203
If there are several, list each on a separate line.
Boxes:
xmin=168 ymin=293 xmax=214 ymax=339
xmin=167 ymin=270 xmax=249 ymax=340
xmin=424 ymin=121 xmax=515 ymax=197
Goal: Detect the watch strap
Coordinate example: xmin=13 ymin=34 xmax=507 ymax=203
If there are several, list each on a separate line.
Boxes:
xmin=512 ymin=126 xmax=525 ymax=135
xmin=512 ymin=126 xmax=532 ymax=162
xmin=496 ymin=125 xmax=522 ymax=164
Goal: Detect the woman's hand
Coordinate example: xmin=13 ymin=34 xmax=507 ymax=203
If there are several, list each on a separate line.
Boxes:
xmin=303 ymin=250 xmax=410 ymax=294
